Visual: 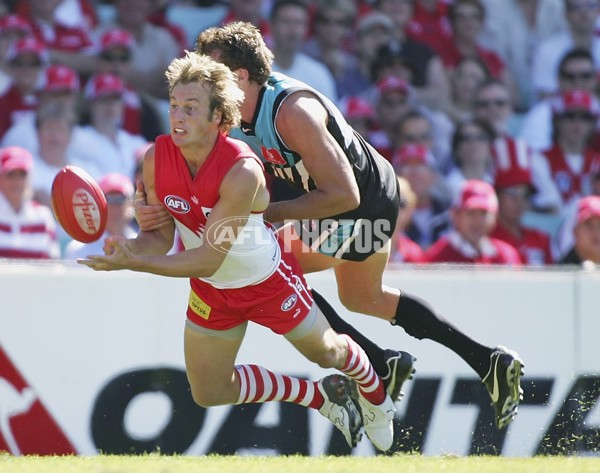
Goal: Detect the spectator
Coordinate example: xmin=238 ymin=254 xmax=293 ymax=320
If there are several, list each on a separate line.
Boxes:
xmin=221 ymin=0 xmax=271 ymax=41
xmin=559 ymin=195 xmax=600 ymax=264
xmin=29 ymin=101 xmax=87 ymax=207
xmin=335 ymin=11 xmax=395 ymax=99
xmin=2 ymin=63 xmax=82 ymax=156
xmin=530 ymin=0 xmax=600 ymax=102
xmin=0 ymin=14 xmax=32 ymax=95
xmin=520 ymin=48 xmax=599 ymax=152
xmin=20 ymin=0 xmax=96 ymax=76
xmin=338 ymin=95 xmax=376 ymax=139
xmin=369 ymin=0 xmax=451 ymax=111
xmin=555 ymin=170 xmax=600 ymax=258
xmin=445 ymin=117 xmax=496 ymax=199
xmin=475 ymin=79 xmax=563 ymax=213
xmin=0 ymin=145 xmax=59 ymax=259
xmin=0 ymin=36 xmax=47 ymax=140
xmin=389 ymin=175 xmax=425 ymax=263
xmin=396 ymin=107 xmax=452 ymax=174
xmin=14 ymin=0 xmax=98 ymax=31
xmin=64 ymin=172 xmax=136 ymax=259
xmin=444 ymin=55 xmax=490 ymax=125
xmin=146 ymin=0 xmax=189 ymax=53
xmin=481 ymin=0 xmax=567 ymax=111
xmin=408 ymin=0 xmax=453 ymax=53
xmin=536 ymin=89 xmax=600 ymax=210
xmin=369 ymin=75 xmax=413 ymax=161
xmin=94 ymin=0 xmax=181 ymax=100
xmin=424 ymin=179 xmax=522 ymax=264
xmin=303 ymin=0 xmax=356 ymax=95
xmin=438 ymin=0 xmax=517 ymax=105
xmin=491 ymin=157 xmax=554 ymax=265
xmin=72 ymin=72 xmax=147 ymax=179
xmin=96 ymin=27 xmax=165 ymax=141
xmin=269 ymin=0 xmax=337 ymax=100
xmin=393 ymin=143 xmax=451 ymax=249
xmin=473 ymin=78 xmax=522 ymax=138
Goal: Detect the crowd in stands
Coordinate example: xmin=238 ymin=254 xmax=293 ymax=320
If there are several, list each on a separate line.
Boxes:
xmin=0 ymin=0 xmax=599 ymax=267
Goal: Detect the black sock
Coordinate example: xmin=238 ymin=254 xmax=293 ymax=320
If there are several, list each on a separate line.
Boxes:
xmin=311 ymin=289 xmax=388 ymax=377
xmin=393 ymin=292 xmax=492 ymax=379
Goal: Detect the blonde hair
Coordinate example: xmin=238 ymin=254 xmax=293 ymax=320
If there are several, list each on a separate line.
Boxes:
xmin=165 ymin=52 xmax=244 ymax=133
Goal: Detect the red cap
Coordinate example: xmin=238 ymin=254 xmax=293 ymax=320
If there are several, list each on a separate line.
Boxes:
xmin=454 ymin=179 xmax=498 ymax=213
xmin=6 ymin=36 xmax=48 ymax=63
xmin=98 ymin=173 xmax=134 ymax=198
xmin=100 ymin=28 xmax=134 ymax=52
xmin=376 ymin=76 xmax=409 ymax=95
xmin=0 ymin=146 xmax=33 ymax=174
xmin=339 ymin=96 xmax=375 ymax=121
xmin=552 ymin=89 xmax=600 ymax=115
xmin=84 ymin=73 xmax=126 ymax=100
xmin=0 ymin=14 xmax=31 ymax=35
xmin=492 ymin=137 xmax=535 ymax=190
xmin=576 ymin=195 xmax=600 ymax=224
xmin=43 ymin=64 xmax=80 ymax=93
xmin=393 ymin=143 xmax=434 ymax=167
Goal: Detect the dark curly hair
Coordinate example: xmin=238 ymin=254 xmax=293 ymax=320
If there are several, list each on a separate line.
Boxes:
xmin=195 ymin=22 xmax=273 ymax=86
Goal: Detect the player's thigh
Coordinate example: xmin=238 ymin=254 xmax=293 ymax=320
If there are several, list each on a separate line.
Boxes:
xmin=276 ymin=222 xmax=343 ymax=274
xmin=184 ymin=324 xmax=244 ymax=396
xmin=334 ymin=240 xmax=392 ymax=303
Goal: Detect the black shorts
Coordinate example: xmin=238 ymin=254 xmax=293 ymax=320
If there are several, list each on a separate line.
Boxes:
xmin=294 ymin=183 xmax=401 ymax=262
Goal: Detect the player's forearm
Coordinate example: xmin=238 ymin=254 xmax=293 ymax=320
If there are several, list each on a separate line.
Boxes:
xmin=266 ymin=188 xmax=360 ymax=223
xmin=126 ymin=229 xmax=174 ymax=256
xmin=126 ymin=247 xmax=223 ymax=279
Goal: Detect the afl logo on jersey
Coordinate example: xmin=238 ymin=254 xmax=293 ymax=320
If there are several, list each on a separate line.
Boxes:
xmin=164 ymin=195 xmax=191 ymax=214
xmin=281 ymin=294 xmax=298 ymax=311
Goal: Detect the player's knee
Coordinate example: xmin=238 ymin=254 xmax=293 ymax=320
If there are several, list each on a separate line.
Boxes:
xmin=308 ymin=346 xmax=339 ymax=370
xmin=338 ymin=290 xmax=371 ymax=314
xmin=189 ymin=386 xmax=226 ymax=408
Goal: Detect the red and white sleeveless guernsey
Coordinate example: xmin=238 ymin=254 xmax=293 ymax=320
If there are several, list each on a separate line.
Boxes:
xmin=154 ymin=133 xmax=281 ymax=289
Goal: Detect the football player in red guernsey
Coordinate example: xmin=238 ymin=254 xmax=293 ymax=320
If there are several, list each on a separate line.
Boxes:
xmin=79 ymin=52 xmax=397 ymax=452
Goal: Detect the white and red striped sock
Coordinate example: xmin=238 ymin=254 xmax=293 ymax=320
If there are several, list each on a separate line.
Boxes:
xmin=234 ymin=364 xmax=324 ymax=409
xmin=339 ymin=334 xmax=386 ymax=405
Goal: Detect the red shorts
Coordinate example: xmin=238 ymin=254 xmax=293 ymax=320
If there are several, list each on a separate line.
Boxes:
xmin=186 ymin=250 xmax=314 ymax=335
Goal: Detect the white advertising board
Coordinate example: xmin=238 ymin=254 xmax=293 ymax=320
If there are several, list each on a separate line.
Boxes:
xmin=0 ymin=261 xmax=598 ymax=457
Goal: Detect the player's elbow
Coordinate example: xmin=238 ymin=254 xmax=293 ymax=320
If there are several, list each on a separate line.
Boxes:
xmin=337 ymin=187 xmax=360 ymax=213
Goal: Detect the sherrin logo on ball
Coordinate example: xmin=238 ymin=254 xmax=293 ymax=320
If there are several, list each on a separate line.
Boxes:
xmin=51 ymin=165 xmax=107 ymax=243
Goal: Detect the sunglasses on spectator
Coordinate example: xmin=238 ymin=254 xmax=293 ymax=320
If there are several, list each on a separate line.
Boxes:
xmin=105 ymin=194 xmax=129 ymax=205
xmin=475 ymin=98 xmax=509 ymax=108
xmin=458 ymin=133 xmax=489 ymax=142
xmin=11 ymin=58 xmax=43 ymax=68
xmin=401 ymin=132 xmax=431 ymax=142
xmin=560 ymin=70 xmax=595 ymax=81
xmin=100 ymin=52 xmax=131 ymax=63
xmin=560 ymin=111 xmax=596 ymax=121
xmin=454 ymin=11 xmax=484 ymax=21
xmin=500 ymin=187 xmax=531 ymax=199
xmin=567 ymin=1 xmax=599 ymax=12
xmin=317 ymin=16 xmax=350 ymax=27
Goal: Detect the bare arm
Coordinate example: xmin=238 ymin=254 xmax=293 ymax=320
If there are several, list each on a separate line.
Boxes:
xmin=125 ymin=145 xmax=177 ymax=257
xmin=266 ymin=92 xmax=360 ymax=224
xmin=79 ymin=158 xmax=265 ymax=278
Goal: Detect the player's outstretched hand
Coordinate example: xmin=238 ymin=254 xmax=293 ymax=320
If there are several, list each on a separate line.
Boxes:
xmin=134 ymin=180 xmax=172 ymax=231
xmin=77 ymin=237 xmax=136 ymax=271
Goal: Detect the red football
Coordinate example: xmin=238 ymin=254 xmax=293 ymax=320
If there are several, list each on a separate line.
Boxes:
xmin=51 ymin=165 xmax=107 ymax=243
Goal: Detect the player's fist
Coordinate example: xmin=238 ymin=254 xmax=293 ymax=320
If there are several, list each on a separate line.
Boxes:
xmin=134 ymin=180 xmax=172 ymax=231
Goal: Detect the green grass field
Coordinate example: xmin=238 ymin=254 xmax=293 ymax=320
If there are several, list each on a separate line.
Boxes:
xmin=1 ymin=454 xmax=599 ymax=473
